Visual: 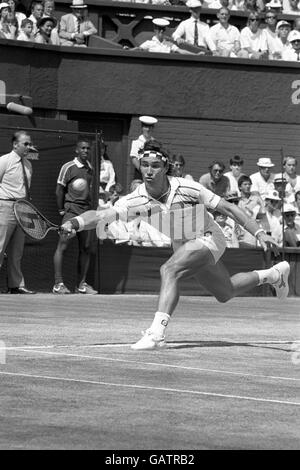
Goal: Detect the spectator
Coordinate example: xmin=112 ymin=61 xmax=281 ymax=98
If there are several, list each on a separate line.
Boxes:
xmin=135 ymin=18 xmax=190 ymax=54
xmin=239 ymin=12 xmax=269 ymax=59
xmin=294 ymin=189 xmax=300 ymax=224
xmin=282 ymin=203 xmax=300 ymax=246
xmin=213 ymin=211 xmax=239 ymax=247
xmin=6 ymin=6 xmax=18 ymax=38
xmin=172 ymin=0 xmax=217 ymax=54
xmin=99 ymin=146 xmax=116 ymax=193
xmin=282 ymin=0 xmax=300 ymax=13
xmin=28 ymin=1 xmax=44 ymax=36
xmin=53 ymin=139 xmax=97 ymax=295
xmin=42 ymin=0 xmax=60 ymax=45
xmin=0 ymin=131 xmax=37 ymax=294
xmin=0 ymin=2 xmax=15 ymax=38
xmin=263 ymin=9 xmax=281 ymax=58
xmin=17 ymin=17 xmax=34 ymax=41
xmin=282 ymin=29 xmax=300 ymax=59
xmin=276 ymin=156 xmax=300 ymax=201
xmin=273 ymin=176 xmax=288 ymax=205
xmin=265 ymin=0 xmax=283 ymax=12
xmin=208 ymin=0 xmax=230 ymax=9
xmin=199 ymin=160 xmax=230 ymax=197
xmin=270 ymin=20 xmax=292 ymax=59
xmin=224 ymin=155 xmax=244 ymax=195
xmin=169 ymin=154 xmax=194 ymax=180
xmin=210 ymin=7 xmax=241 ymax=57
xmin=129 ymin=115 xmax=157 ymax=175
xmin=230 ymin=0 xmax=248 ymax=11
xmin=257 ymin=189 xmax=282 ymax=244
xmin=7 ymin=0 xmax=25 ymax=28
xmin=237 ymin=175 xmax=262 ymax=246
xmin=250 ymin=157 xmax=276 ymax=200
xmin=243 ymin=0 xmax=260 ymax=12
xmin=34 ymin=16 xmax=56 ymax=44
xmin=59 ymin=0 xmax=97 ymax=47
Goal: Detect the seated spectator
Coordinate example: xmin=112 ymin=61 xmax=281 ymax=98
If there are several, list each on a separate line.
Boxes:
xmin=0 ymin=2 xmax=15 ymax=38
xmin=256 ymin=189 xmax=282 ymax=245
xmin=214 ymin=211 xmax=239 ymax=247
xmin=34 ymin=16 xmax=56 ymax=44
xmin=276 ymin=156 xmax=300 ymax=200
xmin=17 ymin=17 xmax=34 ymax=41
xmin=243 ymin=0 xmax=260 ymax=12
xmin=282 ymin=29 xmax=300 ymax=59
xmin=238 ymin=12 xmax=269 ymax=59
xmin=169 ymin=154 xmax=194 ymax=180
xmin=172 ymin=0 xmax=217 ymax=54
xmin=263 ymin=9 xmax=281 ymax=58
xmin=107 ymin=183 xmax=123 ymax=205
xmin=132 ymin=18 xmax=196 ymax=54
xmin=282 ymin=0 xmax=300 ymax=14
xmin=208 ymin=0 xmax=230 ymax=9
xmin=265 ymin=0 xmax=283 ymax=12
xmin=283 ymin=203 xmax=300 ymax=246
xmin=59 ymin=0 xmax=97 ymax=47
xmin=7 ymin=0 xmax=25 ymax=28
xmin=210 ymin=7 xmax=241 ymax=57
xmin=28 ymin=1 xmax=44 ymax=36
xmin=42 ymin=0 xmax=60 ymax=45
xmin=100 ymin=147 xmax=116 ymax=192
xmin=295 ymin=189 xmax=300 ymax=224
xmin=270 ymin=20 xmax=292 ymax=59
xmin=224 ymin=155 xmax=244 ymax=195
xmin=199 ymin=160 xmax=230 ymax=197
xmin=250 ymin=157 xmax=276 ymax=200
xmin=273 ymin=176 xmax=288 ymax=206
xmin=237 ymin=175 xmax=262 ymax=246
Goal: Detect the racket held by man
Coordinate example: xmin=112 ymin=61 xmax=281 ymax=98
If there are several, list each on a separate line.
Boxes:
xmin=14 ymin=199 xmax=61 ymax=241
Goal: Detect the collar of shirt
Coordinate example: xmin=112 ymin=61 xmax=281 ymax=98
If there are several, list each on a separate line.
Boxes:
xmin=138 ymin=175 xmax=180 ymax=208
xmin=73 ymin=157 xmax=92 ymax=169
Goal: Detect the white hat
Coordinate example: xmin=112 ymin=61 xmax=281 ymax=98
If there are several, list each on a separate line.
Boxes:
xmin=276 ymin=20 xmax=291 ymax=31
xmin=257 ymin=157 xmax=275 ymax=167
xmin=0 ymin=2 xmax=9 ymax=9
xmin=152 ymin=18 xmax=170 ymax=28
xmin=70 ymin=0 xmax=87 ymax=8
xmin=139 ymin=116 xmax=158 ymax=125
xmin=265 ymin=0 xmax=282 ymax=8
xmin=283 ymin=203 xmax=296 ymax=213
xmin=288 ymin=30 xmax=300 ymax=42
xmin=186 ymin=0 xmax=202 ymax=8
xmin=265 ymin=189 xmax=281 ymax=200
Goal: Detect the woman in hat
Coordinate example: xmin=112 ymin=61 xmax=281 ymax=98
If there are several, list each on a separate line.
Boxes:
xmin=0 ymin=2 xmax=17 ymax=39
xmin=61 ymin=140 xmax=289 ymax=351
xmin=35 ymin=15 xmax=56 ymax=44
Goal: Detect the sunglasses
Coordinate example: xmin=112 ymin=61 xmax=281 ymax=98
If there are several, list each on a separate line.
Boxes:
xmin=266 ymin=16 xmax=277 ymax=19
xmin=249 ymin=18 xmax=259 ymax=22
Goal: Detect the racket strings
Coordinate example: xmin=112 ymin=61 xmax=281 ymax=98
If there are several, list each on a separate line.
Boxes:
xmin=15 ymin=204 xmax=50 ymax=240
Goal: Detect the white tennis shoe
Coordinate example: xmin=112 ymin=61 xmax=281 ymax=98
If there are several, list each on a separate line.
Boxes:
xmin=131 ymin=330 xmax=166 ymax=351
xmin=271 ymin=261 xmax=290 ymax=300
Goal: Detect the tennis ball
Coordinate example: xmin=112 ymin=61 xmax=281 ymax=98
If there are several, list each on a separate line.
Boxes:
xmin=72 ymin=178 xmax=87 ymax=192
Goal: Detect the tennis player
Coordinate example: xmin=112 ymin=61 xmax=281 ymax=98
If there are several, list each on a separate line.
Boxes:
xmin=61 ymin=141 xmax=290 ymax=350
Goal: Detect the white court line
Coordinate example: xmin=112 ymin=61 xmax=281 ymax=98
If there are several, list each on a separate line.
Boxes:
xmin=11 ymin=347 xmax=300 ymax=382
xmin=0 ymin=370 xmax=299 ymax=406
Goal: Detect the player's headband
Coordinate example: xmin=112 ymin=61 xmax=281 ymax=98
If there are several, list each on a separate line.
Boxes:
xmin=138 ymin=150 xmax=168 ymax=162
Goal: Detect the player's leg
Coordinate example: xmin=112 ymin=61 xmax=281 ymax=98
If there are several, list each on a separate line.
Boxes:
xmin=6 ymin=226 xmax=26 ymax=290
xmin=53 ymin=236 xmax=71 ymax=294
xmin=75 ymin=231 xmax=97 ymax=294
xmin=132 ymin=238 xmax=216 ymax=350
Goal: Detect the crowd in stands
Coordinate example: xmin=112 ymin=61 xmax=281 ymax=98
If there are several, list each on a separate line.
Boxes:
xmin=1 ymin=0 xmax=300 ymax=60
xmin=99 ymin=115 xmax=300 ymax=249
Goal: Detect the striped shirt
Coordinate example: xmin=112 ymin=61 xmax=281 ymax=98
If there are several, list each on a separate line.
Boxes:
xmin=57 ymin=157 xmax=93 ymax=209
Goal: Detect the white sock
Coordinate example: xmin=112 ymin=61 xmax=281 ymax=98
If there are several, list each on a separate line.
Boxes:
xmin=149 ymin=312 xmax=170 ymax=337
xmin=254 ymin=267 xmax=280 ymax=286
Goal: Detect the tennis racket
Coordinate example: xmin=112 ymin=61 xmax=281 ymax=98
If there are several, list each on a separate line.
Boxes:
xmin=14 ymin=199 xmax=60 ymax=240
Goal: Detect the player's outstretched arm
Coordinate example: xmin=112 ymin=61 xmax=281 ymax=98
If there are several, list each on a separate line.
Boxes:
xmin=61 ymin=207 xmax=118 ymax=234
xmin=216 ymin=199 xmax=279 ymax=254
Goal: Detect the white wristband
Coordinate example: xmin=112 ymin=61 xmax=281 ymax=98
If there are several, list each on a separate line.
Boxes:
xmin=75 ymin=216 xmax=85 ymax=232
xmin=254 ymin=229 xmax=266 ymax=238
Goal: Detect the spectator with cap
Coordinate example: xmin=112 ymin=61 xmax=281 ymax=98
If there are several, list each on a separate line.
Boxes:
xmin=238 ymin=12 xmax=269 ymax=59
xmin=224 ymin=155 xmax=244 ymax=195
xmin=209 ymin=7 xmax=241 ymax=58
xmin=283 ymin=29 xmax=300 ymax=59
xmin=282 ymin=203 xmax=300 ymax=246
xmin=133 ymin=18 xmax=196 ymax=54
xmin=0 ymin=2 xmax=14 ymax=38
xmin=275 ymin=156 xmax=300 ymax=201
xmin=59 ymin=0 xmax=97 ymax=47
xmin=256 ymin=189 xmax=282 ymax=245
xmin=273 ymin=176 xmax=289 ymax=206
xmin=282 ymin=0 xmax=300 ymax=14
xmin=172 ymin=0 xmax=217 ymax=55
xmin=34 ymin=15 xmax=56 ymax=44
xmin=169 ymin=154 xmax=194 ymax=180
xmin=28 ymin=1 xmax=44 ymax=36
xmin=129 ymin=115 xmax=157 ymax=176
xmin=199 ymin=160 xmax=230 ymax=197
xmin=269 ymin=20 xmax=292 ymax=59
xmin=213 ymin=211 xmax=239 ymax=248
xmin=250 ymin=157 xmax=276 ymax=200
xmin=265 ymin=0 xmax=283 ymax=12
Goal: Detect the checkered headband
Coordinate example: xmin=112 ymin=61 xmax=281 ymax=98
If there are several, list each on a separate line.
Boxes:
xmin=138 ymin=150 xmax=168 ymax=162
